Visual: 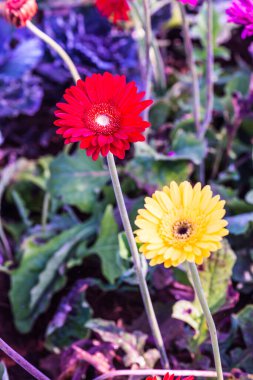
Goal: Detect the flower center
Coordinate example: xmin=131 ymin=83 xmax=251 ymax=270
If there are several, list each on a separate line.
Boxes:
xmin=172 ymin=220 xmax=193 ymax=240
xmin=86 ymin=103 xmax=121 ymax=135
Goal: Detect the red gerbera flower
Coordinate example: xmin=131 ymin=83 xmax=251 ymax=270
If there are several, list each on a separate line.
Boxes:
xmin=96 ymin=0 xmax=130 ymax=23
xmin=54 ymin=72 xmax=153 ymax=160
xmin=146 ymin=373 xmax=194 ymax=380
xmin=3 ymin=0 xmax=38 ymax=27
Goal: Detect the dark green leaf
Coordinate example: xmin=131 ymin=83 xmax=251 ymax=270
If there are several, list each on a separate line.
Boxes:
xmin=89 ymin=205 xmax=126 ymax=284
xmin=10 ymin=219 xmax=96 ymax=333
xmin=47 ymin=151 xmax=109 ymax=212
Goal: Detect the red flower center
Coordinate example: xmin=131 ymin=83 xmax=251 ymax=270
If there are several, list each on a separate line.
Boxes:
xmin=86 ymin=103 xmax=121 ymax=135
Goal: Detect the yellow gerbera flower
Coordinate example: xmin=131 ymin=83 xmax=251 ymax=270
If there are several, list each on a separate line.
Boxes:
xmin=135 ymin=181 xmax=229 ymax=268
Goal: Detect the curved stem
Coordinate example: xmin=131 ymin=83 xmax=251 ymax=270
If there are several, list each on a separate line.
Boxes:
xmin=26 ymin=21 xmax=80 ymax=83
xmin=107 ymin=153 xmax=170 ymax=369
xmin=179 ymin=3 xmax=201 ymax=135
xmin=199 ymin=0 xmax=214 ymax=139
xmin=187 ymin=262 xmax=224 ymax=380
xmin=26 ymin=20 xmax=81 ymax=228
xmin=0 ymin=339 xmax=51 ymax=380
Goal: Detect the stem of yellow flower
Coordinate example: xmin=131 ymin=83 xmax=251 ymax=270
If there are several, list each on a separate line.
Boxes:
xmin=107 ymin=152 xmax=170 ymax=369
xmin=26 ymin=21 xmax=80 ymax=83
xmin=187 ymin=262 xmax=224 ymax=380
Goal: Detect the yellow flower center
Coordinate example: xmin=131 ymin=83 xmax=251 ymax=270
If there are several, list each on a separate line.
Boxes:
xmin=172 ymin=220 xmax=194 ymax=240
xmin=158 ymin=213 xmax=198 ymax=245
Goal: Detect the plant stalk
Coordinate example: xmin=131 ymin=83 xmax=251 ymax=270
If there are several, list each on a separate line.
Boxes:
xmin=199 ymin=0 xmax=214 ymax=139
xmin=187 ymin=262 xmax=224 ymax=380
xmin=26 ymin=21 xmax=80 ymax=83
xmin=179 ymin=3 xmax=201 ymax=135
xmin=0 ymin=339 xmax=51 ymax=380
xmin=26 ymin=20 xmax=81 ymax=229
xmin=107 ymin=152 xmax=170 ymax=369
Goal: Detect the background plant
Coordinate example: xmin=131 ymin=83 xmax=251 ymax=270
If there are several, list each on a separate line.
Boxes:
xmin=0 ymin=0 xmax=253 ymax=379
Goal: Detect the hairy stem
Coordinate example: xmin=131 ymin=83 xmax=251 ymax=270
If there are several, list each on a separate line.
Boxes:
xmin=188 ymin=262 xmax=224 ymax=380
xmin=26 ymin=21 xmax=80 ymax=83
xmin=0 ymin=339 xmax=51 ymax=380
xmin=26 ymin=20 xmax=81 ymax=228
xmin=107 ymin=153 xmax=170 ymax=369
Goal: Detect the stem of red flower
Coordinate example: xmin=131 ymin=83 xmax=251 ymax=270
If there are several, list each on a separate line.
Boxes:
xmin=107 ymin=152 xmax=170 ymax=369
xmin=179 ymin=3 xmax=201 ymax=135
xmin=26 ymin=21 xmax=80 ymax=83
xmin=25 ymin=20 xmax=81 ymax=228
xmin=0 ymin=338 xmax=51 ymax=380
xmin=187 ymin=262 xmax=224 ymax=380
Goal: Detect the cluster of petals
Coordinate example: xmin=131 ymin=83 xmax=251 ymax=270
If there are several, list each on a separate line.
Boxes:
xmin=54 ymin=72 xmax=152 ymax=160
xmin=95 ymin=0 xmax=130 ymax=23
xmin=146 ymin=373 xmax=194 ymax=380
xmin=135 ymin=181 xmax=229 ymax=268
xmin=3 ymin=0 xmax=38 ymax=27
xmin=226 ymin=0 xmax=253 ymax=39
xmin=177 ymin=0 xmax=198 ymax=7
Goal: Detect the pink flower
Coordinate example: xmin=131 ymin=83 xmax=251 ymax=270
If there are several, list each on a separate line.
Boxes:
xmin=177 ymin=0 xmax=198 ymax=7
xmin=226 ymin=0 xmax=253 ymax=39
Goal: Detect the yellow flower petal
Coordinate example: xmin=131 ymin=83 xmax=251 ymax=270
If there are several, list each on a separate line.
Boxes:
xmin=135 ymin=181 xmax=229 ymax=268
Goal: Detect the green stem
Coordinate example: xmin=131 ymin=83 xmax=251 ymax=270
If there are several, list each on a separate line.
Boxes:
xmin=107 ymin=153 xmax=170 ymax=369
xmin=179 ymin=3 xmax=201 ymax=135
xmin=188 ymin=262 xmax=224 ymax=380
xmin=26 ymin=21 xmax=80 ymax=83
xmin=199 ymin=0 xmax=214 ymax=139
xmin=26 ymin=20 xmax=82 ymax=227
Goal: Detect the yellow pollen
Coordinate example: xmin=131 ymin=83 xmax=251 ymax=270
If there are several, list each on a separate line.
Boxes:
xmin=172 ymin=220 xmax=193 ymax=240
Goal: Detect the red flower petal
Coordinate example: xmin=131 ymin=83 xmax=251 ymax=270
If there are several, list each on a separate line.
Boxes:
xmin=54 ymin=72 xmax=152 ymax=160
xmin=96 ymin=0 xmax=130 ymax=24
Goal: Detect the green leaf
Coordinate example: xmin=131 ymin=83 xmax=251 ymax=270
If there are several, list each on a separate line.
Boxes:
xmin=127 ymin=157 xmax=190 ymax=189
xmin=46 ymin=280 xmax=92 ymax=350
xmin=86 ymin=318 xmax=160 ymax=368
xmin=10 ymin=220 xmax=96 ymax=333
xmin=149 ymin=100 xmax=170 ymax=129
xmin=173 ymin=241 xmax=236 ymax=347
xmin=89 ymin=205 xmax=125 ymax=284
xmin=47 ymin=151 xmax=109 ymax=212
xmin=171 ymin=130 xmax=207 ymax=165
